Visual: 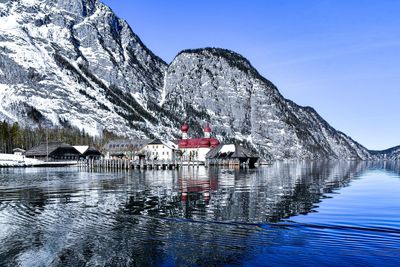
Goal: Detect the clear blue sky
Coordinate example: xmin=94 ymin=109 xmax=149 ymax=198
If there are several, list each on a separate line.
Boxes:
xmin=102 ymin=0 xmax=400 ymax=150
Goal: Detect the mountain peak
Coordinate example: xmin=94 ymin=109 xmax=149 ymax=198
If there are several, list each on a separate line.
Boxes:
xmin=178 ymin=47 xmax=251 ymax=64
xmin=176 ymin=47 xmax=254 ymax=72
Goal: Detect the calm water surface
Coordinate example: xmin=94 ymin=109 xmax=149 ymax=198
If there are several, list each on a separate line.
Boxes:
xmin=0 ymin=161 xmax=399 ymax=266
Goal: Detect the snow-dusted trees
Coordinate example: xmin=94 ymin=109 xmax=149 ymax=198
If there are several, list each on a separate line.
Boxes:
xmin=0 ymin=121 xmax=121 ymax=153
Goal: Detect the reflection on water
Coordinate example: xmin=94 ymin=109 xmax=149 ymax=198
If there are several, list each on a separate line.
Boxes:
xmin=0 ymin=161 xmax=399 ymax=266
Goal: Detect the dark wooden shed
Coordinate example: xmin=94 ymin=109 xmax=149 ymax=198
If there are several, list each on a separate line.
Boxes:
xmin=83 ymin=147 xmax=102 ymax=160
xmin=25 ymin=142 xmax=81 ymax=161
xmin=206 ymin=144 xmax=259 ymax=167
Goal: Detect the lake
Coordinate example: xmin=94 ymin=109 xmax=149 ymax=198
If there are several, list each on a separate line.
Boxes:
xmin=0 ymin=161 xmax=399 ymax=266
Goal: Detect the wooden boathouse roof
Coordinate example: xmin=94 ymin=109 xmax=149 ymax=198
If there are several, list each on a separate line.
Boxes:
xmin=206 ymin=144 xmax=259 ymax=159
xmin=25 ymin=142 xmax=81 ymax=157
xmin=83 ymin=146 xmax=102 ymax=156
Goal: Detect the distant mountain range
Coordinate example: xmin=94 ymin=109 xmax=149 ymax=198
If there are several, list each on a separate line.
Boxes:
xmin=0 ymin=0 xmax=394 ymax=160
xmin=369 ymin=146 xmax=400 ymax=160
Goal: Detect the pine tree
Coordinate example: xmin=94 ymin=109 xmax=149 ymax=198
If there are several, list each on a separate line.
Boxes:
xmin=10 ymin=122 xmax=21 ymax=149
xmin=1 ymin=121 xmax=10 ymax=153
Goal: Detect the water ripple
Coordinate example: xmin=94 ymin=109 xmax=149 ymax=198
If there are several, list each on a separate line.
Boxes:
xmin=0 ymin=162 xmax=399 ymax=266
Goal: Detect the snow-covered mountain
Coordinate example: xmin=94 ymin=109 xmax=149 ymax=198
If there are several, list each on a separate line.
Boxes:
xmin=0 ymin=0 xmax=177 ymax=139
xmin=162 ymin=48 xmax=370 ymax=160
xmin=0 ymin=0 xmax=372 ymax=160
xmin=370 ymin=146 xmax=400 ymax=160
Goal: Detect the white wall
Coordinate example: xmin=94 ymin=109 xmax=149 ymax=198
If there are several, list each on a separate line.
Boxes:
xmin=180 ymin=147 xmax=211 ymax=162
xmin=143 ymin=144 xmax=175 ymax=161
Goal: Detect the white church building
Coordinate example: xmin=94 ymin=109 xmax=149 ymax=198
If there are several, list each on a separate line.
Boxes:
xmin=177 ymin=122 xmax=220 ymax=163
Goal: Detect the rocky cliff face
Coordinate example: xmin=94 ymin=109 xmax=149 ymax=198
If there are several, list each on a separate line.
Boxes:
xmin=162 ymin=49 xmax=370 ymax=160
xmin=370 ymin=146 xmax=400 ymax=160
xmin=0 ymin=0 xmax=372 ymax=160
xmin=0 ymin=0 xmax=177 ymax=139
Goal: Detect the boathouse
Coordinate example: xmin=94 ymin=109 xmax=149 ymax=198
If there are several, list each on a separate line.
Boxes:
xmin=178 ymin=122 xmax=220 ymax=162
xmin=102 ymin=139 xmax=152 ymax=159
xmin=74 ymin=146 xmax=103 ymax=160
xmin=25 ymin=142 xmax=81 ymax=161
xmin=206 ymin=143 xmax=259 ymax=167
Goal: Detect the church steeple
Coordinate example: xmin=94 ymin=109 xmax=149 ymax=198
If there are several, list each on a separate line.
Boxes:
xmin=181 ymin=122 xmax=189 ymax=139
xmin=204 ymin=123 xmax=212 ymax=138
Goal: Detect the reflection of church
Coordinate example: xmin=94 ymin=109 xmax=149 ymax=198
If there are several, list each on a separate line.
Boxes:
xmin=179 ymin=168 xmax=218 ymax=204
xmin=123 ymin=161 xmax=364 ymax=224
xmin=178 ymin=122 xmax=220 ymax=162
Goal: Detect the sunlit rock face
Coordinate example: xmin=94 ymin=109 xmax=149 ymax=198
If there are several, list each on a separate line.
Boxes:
xmin=0 ymin=0 xmax=371 ymax=160
xmin=162 ymin=48 xmax=371 ymax=160
xmin=0 ymin=0 xmax=173 ymax=138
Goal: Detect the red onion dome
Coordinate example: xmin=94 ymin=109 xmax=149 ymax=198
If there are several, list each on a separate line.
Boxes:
xmin=204 ymin=123 xmax=212 ymax=133
xmin=181 ymin=122 xmax=189 ymax=133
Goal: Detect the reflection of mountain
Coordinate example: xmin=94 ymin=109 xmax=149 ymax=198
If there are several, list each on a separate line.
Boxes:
xmin=197 ymin=161 xmax=367 ymax=223
xmin=123 ymin=161 xmax=367 ymax=223
xmin=363 ymin=160 xmax=400 ymax=178
xmin=0 ymin=162 xmax=371 ymax=266
xmin=261 ymin=161 xmax=367 ymax=222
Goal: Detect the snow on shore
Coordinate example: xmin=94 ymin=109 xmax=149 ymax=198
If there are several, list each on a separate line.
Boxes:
xmin=0 ymin=153 xmax=43 ymax=167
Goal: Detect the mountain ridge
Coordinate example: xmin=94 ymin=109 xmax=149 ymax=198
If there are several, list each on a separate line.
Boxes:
xmin=0 ymin=0 xmax=373 ymax=160
xmin=369 ymin=146 xmax=400 ymax=160
xmin=163 ymin=47 xmax=371 ymax=160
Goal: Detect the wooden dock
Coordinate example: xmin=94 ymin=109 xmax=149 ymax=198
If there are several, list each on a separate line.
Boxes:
xmin=79 ymin=158 xmax=257 ymax=171
xmin=34 ymin=161 xmax=78 ymax=167
xmin=206 ymin=158 xmax=247 ymax=168
xmin=81 ymin=159 xmax=201 ymax=171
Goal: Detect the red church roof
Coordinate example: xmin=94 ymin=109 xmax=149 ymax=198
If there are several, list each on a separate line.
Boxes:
xmin=178 ymin=138 xmax=220 ymax=149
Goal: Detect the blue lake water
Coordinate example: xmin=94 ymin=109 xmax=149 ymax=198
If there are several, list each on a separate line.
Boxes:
xmin=0 ymin=161 xmax=399 ymax=266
